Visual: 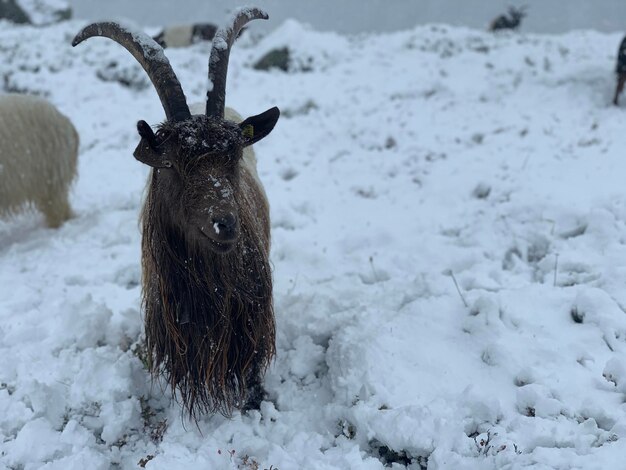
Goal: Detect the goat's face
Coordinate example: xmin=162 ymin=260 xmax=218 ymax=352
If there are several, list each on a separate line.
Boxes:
xmin=134 ymin=108 xmax=279 ymax=254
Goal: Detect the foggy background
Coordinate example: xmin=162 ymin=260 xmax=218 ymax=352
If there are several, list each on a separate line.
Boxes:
xmin=66 ymin=0 xmax=626 ymax=34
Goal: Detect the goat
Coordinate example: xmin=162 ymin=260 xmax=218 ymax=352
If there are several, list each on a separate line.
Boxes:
xmin=0 ymin=94 xmax=78 ymax=228
xmin=613 ymin=35 xmax=626 ymax=106
xmin=73 ymin=7 xmax=280 ymax=418
xmin=489 ymin=6 xmax=526 ymax=32
xmin=152 ymin=23 xmax=218 ymax=49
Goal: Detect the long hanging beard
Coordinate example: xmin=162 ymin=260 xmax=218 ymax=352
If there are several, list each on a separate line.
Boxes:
xmin=140 ymin=184 xmax=275 ymax=419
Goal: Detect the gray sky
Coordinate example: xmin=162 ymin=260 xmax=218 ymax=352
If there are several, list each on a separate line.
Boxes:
xmin=66 ymin=0 xmax=626 ymax=34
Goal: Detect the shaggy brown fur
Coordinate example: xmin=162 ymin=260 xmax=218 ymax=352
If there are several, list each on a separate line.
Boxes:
xmin=72 ymin=10 xmax=279 ymax=420
xmin=140 ymin=116 xmax=275 ymax=418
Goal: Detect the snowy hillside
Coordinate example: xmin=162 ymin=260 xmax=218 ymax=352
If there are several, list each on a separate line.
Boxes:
xmin=1 ymin=17 xmax=626 ymax=470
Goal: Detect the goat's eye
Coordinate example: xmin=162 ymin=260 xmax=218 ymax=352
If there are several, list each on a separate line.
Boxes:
xmin=155 ymin=129 xmax=173 ymax=145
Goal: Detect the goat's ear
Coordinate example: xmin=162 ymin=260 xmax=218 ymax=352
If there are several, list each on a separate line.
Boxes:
xmin=239 ymin=107 xmax=280 ymax=147
xmin=133 ymin=120 xmax=173 ymax=168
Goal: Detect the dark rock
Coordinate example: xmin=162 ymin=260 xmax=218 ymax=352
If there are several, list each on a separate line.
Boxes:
xmin=254 ymin=47 xmax=290 ymax=72
xmin=0 ymin=0 xmax=30 ymax=24
xmin=0 ymin=0 xmax=72 ymax=25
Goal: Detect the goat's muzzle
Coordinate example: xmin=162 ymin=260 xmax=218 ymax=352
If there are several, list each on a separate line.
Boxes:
xmin=198 ymin=211 xmax=239 ymax=253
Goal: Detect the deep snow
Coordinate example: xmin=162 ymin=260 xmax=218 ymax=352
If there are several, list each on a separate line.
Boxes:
xmin=1 ymin=16 xmax=626 ymax=470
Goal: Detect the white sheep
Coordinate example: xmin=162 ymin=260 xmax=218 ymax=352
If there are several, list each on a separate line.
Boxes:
xmin=0 ymin=94 xmax=78 ymax=228
xmin=152 ymin=23 xmax=218 ymax=48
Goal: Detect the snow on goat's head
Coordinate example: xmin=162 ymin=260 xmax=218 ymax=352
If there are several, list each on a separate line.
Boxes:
xmin=72 ymin=11 xmax=279 ymax=254
xmin=133 ymin=107 xmax=279 ymax=253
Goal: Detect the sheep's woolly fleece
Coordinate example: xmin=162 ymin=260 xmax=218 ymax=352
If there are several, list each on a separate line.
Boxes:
xmin=1 ymin=18 xmax=626 ymax=470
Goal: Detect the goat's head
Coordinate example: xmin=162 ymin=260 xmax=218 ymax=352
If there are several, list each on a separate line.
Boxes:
xmin=133 ymin=107 xmax=278 ymax=253
xmin=72 ymin=8 xmax=280 ymax=254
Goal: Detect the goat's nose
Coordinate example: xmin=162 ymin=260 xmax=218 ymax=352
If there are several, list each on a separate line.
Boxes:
xmin=212 ymin=213 xmax=236 ymax=234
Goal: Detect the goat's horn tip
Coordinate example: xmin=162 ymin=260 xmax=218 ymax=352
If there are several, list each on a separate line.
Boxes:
xmin=240 ymin=7 xmax=269 ymax=20
xmin=71 ymin=31 xmax=83 ymax=47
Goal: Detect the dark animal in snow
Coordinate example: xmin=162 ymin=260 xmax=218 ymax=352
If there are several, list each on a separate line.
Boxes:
xmin=613 ymin=35 xmax=626 ymax=106
xmin=489 ymin=6 xmax=526 ymax=32
xmin=72 ymin=7 xmax=280 ymax=418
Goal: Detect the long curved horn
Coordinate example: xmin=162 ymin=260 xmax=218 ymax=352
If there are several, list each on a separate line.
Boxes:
xmin=206 ymin=8 xmax=269 ymax=117
xmin=72 ymin=22 xmax=191 ymax=122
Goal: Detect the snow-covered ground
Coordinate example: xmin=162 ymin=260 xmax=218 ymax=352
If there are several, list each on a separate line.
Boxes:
xmin=1 ymin=17 xmax=626 ymax=470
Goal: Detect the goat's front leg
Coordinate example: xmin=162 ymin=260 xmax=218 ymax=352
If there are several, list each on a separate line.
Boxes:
xmin=242 ymin=360 xmax=266 ymax=412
